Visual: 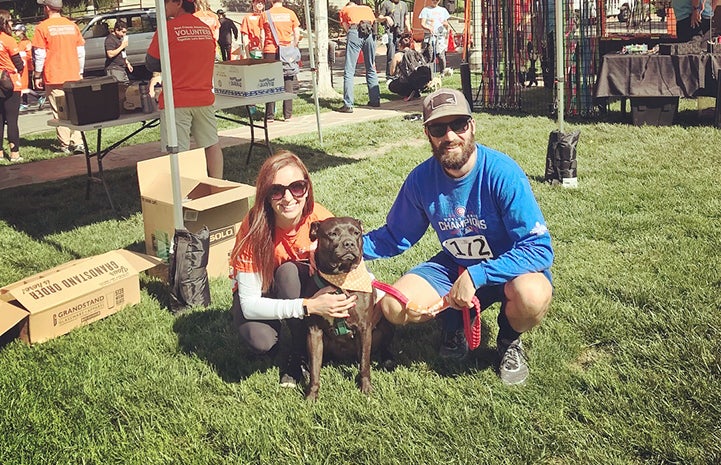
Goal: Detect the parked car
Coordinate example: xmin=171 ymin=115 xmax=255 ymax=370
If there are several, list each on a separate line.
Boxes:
xmin=76 ymin=8 xmax=156 ymax=78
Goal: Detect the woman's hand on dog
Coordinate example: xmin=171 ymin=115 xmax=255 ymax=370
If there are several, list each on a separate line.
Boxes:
xmin=306 ymin=286 xmax=356 ymax=318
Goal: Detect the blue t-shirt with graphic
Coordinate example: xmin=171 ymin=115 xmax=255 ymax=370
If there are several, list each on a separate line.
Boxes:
xmin=363 ymin=143 xmax=553 ymax=288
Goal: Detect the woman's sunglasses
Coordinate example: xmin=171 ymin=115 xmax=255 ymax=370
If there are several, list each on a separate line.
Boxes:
xmin=268 ymin=179 xmax=309 ymax=200
xmin=426 ymin=117 xmax=471 ymax=138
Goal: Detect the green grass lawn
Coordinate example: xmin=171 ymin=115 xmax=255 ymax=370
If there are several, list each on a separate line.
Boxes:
xmin=0 ymin=82 xmax=720 ymax=464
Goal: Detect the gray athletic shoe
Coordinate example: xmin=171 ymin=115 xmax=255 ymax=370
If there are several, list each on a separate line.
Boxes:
xmin=497 ymin=338 xmax=528 ymax=385
xmin=439 ymin=328 xmax=469 ymax=360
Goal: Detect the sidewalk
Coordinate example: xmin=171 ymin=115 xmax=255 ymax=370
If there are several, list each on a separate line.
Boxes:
xmin=0 ymin=97 xmax=422 ymax=191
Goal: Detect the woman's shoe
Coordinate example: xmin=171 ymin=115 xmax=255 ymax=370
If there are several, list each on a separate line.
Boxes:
xmin=9 ymin=152 xmax=22 ymax=162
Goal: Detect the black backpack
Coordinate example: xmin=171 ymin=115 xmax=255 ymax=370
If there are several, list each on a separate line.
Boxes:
xmin=397 ymin=49 xmax=426 ymax=79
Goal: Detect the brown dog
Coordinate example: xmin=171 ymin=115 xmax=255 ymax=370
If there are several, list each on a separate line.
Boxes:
xmin=306 ymin=217 xmax=394 ymax=401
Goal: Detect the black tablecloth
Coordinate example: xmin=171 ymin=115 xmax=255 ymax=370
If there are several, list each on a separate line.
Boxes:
xmin=595 ymin=53 xmax=721 ymax=98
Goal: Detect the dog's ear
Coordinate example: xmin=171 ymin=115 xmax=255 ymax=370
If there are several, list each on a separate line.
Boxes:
xmin=309 ymin=221 xmax=320 ymax=241
xmin=351 ymin=218 xmax=363 ymax=233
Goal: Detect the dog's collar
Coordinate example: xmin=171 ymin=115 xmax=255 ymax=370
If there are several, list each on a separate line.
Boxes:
xmin=316 ymin=260 xmax=373 ymax=293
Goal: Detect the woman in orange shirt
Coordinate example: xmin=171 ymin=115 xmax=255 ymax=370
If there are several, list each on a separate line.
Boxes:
xmin=0 ymin=11 xmax=23 ymax=162
xmin=229 ymin=151 xmax=356 ymax=388
xmin=12 ymin=24 xmax=34 ymax=111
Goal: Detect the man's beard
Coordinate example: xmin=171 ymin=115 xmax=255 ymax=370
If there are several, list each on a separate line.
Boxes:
xmin=430 ymin=134 xmax=476 ymax=171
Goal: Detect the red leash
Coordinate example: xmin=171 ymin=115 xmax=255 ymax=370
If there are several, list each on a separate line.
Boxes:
xmin=371 ymin=280 xmax=482 ymax=350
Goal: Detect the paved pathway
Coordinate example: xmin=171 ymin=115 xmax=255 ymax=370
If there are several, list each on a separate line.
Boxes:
xmin=0 ymin=97 xmax=422 ymax=191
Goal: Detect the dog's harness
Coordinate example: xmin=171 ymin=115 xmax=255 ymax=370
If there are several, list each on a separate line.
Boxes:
xmin=371 ymin=272 xmax=482 ymax=351
xmin=311 ymin=272 xmax=357 ymax=337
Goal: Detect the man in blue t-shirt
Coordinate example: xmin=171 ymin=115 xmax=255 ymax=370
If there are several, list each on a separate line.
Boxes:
xmin=363 ymin=88 xmax=554 ymax=386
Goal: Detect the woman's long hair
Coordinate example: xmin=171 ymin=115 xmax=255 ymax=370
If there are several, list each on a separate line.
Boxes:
xmin=0 ymin=11 xmax=13 ymax=36
xmin=230 ymin=150 xmax=314 ymax=292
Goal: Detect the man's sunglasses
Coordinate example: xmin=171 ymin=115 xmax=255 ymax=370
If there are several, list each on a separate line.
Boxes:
xmin=426 ymin=117 xmax=471 ymax=138
xmin=268 ymin=180 xmax=309 ymax=200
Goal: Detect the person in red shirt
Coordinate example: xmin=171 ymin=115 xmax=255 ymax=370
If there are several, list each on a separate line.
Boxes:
xmin=146 ymin=0 xmax=223 ymax=178
xmin=31 ymin=0 xmax=86 ymax=155
xmin=0 ymin=11 xmax=23 ymax=162
xmin=229 ymin=150 xmax=355 ymax=388
xmin=240 ymin=0 xmax=265 ymax=59
xmin=258 ymin=0 xmax=300 ymax=121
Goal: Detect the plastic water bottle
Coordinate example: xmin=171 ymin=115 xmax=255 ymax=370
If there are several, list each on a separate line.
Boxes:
xmin=139 ymin=81 xmax=154 ymax=113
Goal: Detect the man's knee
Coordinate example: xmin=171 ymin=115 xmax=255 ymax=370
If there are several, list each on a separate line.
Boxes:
xmin=505 ymin=273 xmax=552 ymax=322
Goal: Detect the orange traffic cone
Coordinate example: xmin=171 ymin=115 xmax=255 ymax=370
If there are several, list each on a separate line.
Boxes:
xmin=447 ymin=33 xmax=457 ymax=53
xmin=358 ymin=50 xmax=364 ymax=64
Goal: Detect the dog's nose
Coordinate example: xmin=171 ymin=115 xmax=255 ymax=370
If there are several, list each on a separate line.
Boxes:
xmin=342 ymin=238 xmax=356 ymax=249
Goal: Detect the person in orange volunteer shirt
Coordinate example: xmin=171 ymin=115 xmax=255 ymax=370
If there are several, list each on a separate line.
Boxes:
xmin=335 ymin=0 xmax=380 ymax=113
xmin=229 ymin=150 xmax=355 ymax=388
xmin=146 ymin=0 xmax=224 ymax=178
xmin=240 ymin=0 xmax=265 ymax=59
xmin=258 ymin=0 xmax=300 ymax=121
xmin=193 ymin=0 xmax=220 ymax=58
xmin=0 ymin=11 xmax=23 ymax=162
xmin=12 ymin=23 xmax=38 ymax=112
xmin=31 ymin=0 xmax=86 ymax=155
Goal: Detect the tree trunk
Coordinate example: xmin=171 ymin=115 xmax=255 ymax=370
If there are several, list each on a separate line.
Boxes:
xmin=314 ymin=0 xmax=342 ymax=99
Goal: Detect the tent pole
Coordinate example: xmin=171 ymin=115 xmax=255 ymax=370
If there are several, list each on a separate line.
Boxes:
xmin=555 ymin=0 xmax=564 ymax=133
xmin=304 ymin=0 xmax=323 ymax=145
xmin=154 ymin=0 xmax=183 ymax=230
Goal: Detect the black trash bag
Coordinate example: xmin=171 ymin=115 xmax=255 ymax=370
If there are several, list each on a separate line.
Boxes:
xmin=545 ymin=130 xmax=580 ymax=187
xmin=168 ymin=227 xmax=211 ymax=314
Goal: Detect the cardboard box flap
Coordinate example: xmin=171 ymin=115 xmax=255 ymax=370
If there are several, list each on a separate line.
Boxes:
xmin=6 ymin=250 xmax=155 ymax=314
xmin=0 ymin=300 xmax=28 ymax=336
xmin=184 ymin=183 xmax=255 ymax=212
xmin=112 ymin=249 xmax=164 ymax=273
xmin=137 ymin=148 xmax=207 ymax=194
xmin=1 ymin=257 xmax=87 ymax=301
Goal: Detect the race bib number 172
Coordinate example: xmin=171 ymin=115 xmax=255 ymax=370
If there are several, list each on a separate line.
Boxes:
xmin=442 ymin=235 xmax=494 ymax=260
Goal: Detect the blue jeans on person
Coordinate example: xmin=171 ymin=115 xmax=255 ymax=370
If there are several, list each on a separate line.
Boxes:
xmin=385 ymin=31 xmax=396 ymax=76
xmin=343 ymin=27 xmax=380 ymax=108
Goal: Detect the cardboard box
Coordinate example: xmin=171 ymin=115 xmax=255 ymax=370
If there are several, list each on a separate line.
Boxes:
xmin=0 ymin=250 xmax=162 ymax=344
xmin=63 ymin=76 xmax=120 ymax=125
xmin=137 ymin=149 xmax=256 ymax=278
xmin=213 ymin=59 xmax=285 ymax=98
xmin=630 ymin=97 xmax=679 ymax=126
